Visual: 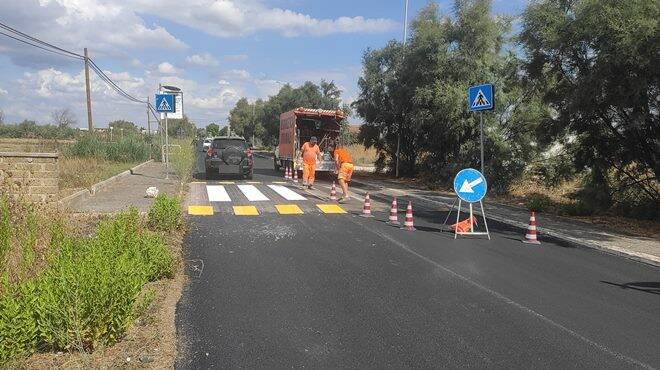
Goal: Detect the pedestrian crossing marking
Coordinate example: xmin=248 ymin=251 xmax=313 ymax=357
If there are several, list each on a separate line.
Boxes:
xmin=317 ymin=204 xmax=346 ymax=214
xmin=233 ymin=206 xmax=259 ymax=216
xmin=471 ymin=89 xmax=491 ymax=108
xmin=267 ymin=185 xmax=306 ymax=201
xmin=275 ymin=204 xmax=304 ymax=215
xmin=206 ymin=185 xmax=231 ymax=202
xmin=188 ymin=205 xmax=214 ymax=216
xmin=237 ymin=185 xmax=269 ymax=201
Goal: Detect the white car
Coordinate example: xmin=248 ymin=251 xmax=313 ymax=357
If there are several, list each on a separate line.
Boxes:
xmin=202 ymin=138 xmax=212 ymax=151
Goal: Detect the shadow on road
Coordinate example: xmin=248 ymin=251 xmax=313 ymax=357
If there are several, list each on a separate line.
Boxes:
xmin=600 ymin=281 xmax=660 ymax=295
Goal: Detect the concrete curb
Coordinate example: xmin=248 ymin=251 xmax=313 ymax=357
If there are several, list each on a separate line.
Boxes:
xmin=351 ymin=178 xmax=660 ymax=268
xmin=59 ymin=159 xmax=155 ymax=207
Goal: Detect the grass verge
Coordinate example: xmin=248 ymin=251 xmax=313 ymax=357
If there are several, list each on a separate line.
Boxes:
xmin=58 ymin=157 xmax=138 ymax=197
xmin=0 ymin=194 xmax=185 ymax=366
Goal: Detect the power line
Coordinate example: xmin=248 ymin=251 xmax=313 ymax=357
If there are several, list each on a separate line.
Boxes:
xmin=0 ymin=21 xmax=84 ymax=58
xmin=0 ymin=30 xmax=83 ymax=60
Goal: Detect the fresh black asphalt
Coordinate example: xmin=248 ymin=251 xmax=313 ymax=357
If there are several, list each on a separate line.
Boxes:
xmin=176 ymin=147 xmax=660 ymax=369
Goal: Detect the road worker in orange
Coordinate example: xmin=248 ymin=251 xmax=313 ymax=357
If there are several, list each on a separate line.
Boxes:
xmin=300 ymin=136 xmax=322 ymax=189
xmin=333 ymin=143 xmax=354 ymax=203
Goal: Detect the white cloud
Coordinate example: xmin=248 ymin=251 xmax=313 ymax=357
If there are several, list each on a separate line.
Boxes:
xmin=129 ymin=0 xmax=397 ymax=38
xmin=224 ymin=54 xmax=248 ymax=61
xmin=157 ymin=62 xmax=178 ymax=75
xmin=0 ymin=87 xmax=7 ymax=96
xmin=221 ymin=69 xmax=251 ymax=80
xmin=186 ymin=53 xmax=220 ymax=67
xmin=218 ymin=80 xmax=230 ymax=86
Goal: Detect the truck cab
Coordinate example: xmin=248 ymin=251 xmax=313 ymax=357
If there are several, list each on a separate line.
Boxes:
xmin=274 ymin=107 xmax=346 ymax=172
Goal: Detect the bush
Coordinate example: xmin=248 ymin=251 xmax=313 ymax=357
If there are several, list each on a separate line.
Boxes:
xmin=561 ymin=201 xmax=596 ymax=216
xmin=66 ymin=135 xmax=151 ymax=163
xmin=525 ymin=193 xmax=552 ymax=212
xmin=0 ymin=208 xmax=174 ymax=363
xmin=148 ymin=194 xmax=183 ymax=231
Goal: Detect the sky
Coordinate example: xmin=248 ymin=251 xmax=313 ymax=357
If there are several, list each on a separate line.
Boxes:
xmin=0 ymin=0 xmax=528 ymax=129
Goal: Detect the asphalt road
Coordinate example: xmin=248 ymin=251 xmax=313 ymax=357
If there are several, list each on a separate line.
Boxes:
xmin=176 ymin=146 xmax=660 ymax=369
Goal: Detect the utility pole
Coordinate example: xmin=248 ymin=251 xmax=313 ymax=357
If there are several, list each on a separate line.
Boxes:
xmin=84 ymin=47 xmax=93 ymax=132
xmin=147 ymin=96 xmax=151 ymax=135
xmin=395 ymin=0 xmax=409 ymax=178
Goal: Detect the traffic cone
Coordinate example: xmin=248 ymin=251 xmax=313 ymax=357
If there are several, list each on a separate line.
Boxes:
xmin=401 ymin=201 xmax=415 ymax=231
xmin=387 ymin=197 xmax=400 ymax=225
xmin=522 ymin=211 xmax=541 ymax=244
xmin=361 ymin=192 xmax=374 ymax=217
xmin=285 ymin=165 xmax=291 ymax=180
xmin=330 ymin=181 xmax=338 ymax=202
xmin=292 ymin=165 xmax=299 ymax=183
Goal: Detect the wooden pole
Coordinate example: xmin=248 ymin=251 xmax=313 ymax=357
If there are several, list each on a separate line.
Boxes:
xmin=84 ymin=47 xmax=93 ymax=132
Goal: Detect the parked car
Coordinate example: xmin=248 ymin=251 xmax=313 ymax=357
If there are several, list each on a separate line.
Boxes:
xmin=205 ymin=136 xmax=253 ymax=179
xmin=202 ymin=138 xmax=213 ymax=151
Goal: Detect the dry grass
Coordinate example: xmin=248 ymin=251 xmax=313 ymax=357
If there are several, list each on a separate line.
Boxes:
xmin=346 ymin=144 xmax=378 ymax=166
xmin=58 ymin=157 xmax=138 ymax=197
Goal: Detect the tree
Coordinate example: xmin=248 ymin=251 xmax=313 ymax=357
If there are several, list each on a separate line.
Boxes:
xmin=167 ymin=115 xmax=196 ymax=138
xmin=206 ymin=123 xmax=220 ymax=137
xmin=353 ymin=0 xmax=546 ymax=192
xmin=51 ymin=108 xmax=76 ymax=129
xmin=520 ymin=0 xmax=659 ymax=211
xmin=0 ymin=109 xmax=4 ymax=125
xmin=108 ymin=120 xmax=138 ymax=134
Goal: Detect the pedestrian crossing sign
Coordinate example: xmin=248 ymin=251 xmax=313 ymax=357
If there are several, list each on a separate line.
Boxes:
xmin=155 ymin=94 xmax=175 ymax=113
xmin=468 ymin=84 xmax=494 ymax=112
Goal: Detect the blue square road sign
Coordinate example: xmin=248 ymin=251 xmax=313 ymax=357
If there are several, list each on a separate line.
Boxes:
xmin=468 ymin=84 xmax=494 ymax=112
xmin=155 ymin=94 xmax=175 ymax=113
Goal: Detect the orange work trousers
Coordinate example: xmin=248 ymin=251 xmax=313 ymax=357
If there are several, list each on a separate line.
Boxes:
xmin=302 ymin=162 xmax=316 ymax=184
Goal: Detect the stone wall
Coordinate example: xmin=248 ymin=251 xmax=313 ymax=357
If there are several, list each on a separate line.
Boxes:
xmin=0 ymin=152 xmax=59 ymax=203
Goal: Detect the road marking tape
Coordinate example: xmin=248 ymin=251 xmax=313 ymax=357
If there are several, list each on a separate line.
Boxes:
xmin=188 ymin=205 xmax=214 ymax=216
xmin=233 ymin=206 xmax=259 ymax=216
xmin=206 ymin=185 xmax=231 ymax=202
xmin=237 ymin=185 xmax=269 ymax=201
xmin=275 ymin=204 xmax=304 ymax=215
xmin=268 ymin=185 xmax=306 ymax=201
xmin=317 ymin=204 xmax=346 ymax=214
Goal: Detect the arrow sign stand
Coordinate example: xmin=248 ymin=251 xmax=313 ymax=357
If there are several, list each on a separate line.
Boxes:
xmin=442 ymin=198 xmax=491 ymax=240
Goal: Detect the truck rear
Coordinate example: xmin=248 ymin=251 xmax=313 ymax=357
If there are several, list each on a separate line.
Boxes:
xmin=274 ymin=107 xmax=346 ymax=172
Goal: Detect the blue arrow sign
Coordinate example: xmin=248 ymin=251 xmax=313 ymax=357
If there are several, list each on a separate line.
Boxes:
xmin=468 ymin=84 xmax=494 ymax=112
xmin=453 ymin=168 xmax=487 ymax=203
xmin=155 ymin=94 xmax=175 ymax=113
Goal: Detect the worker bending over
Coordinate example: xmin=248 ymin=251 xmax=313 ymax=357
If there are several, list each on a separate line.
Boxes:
xmin=333 ymin=143 xmax=354 ymax=203
xmin=300 ymin=136 xmax=322 ymax=189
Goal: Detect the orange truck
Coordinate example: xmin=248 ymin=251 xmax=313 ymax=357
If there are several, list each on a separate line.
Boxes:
xmin=274 ymin=107 xmax=346 ymax=172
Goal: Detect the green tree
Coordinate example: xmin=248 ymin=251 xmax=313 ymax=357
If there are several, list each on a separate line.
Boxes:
xmin=108 ymin=120 xmax=138 ymax=135
xmin=520 ymin=0 xmax=659 ymax=211
xmin=354 ymin=0 xmax=546 ymax=192
xmin=205 ymin=123 xmax=220 ymax=137
xmin=166 ymin=115 xmax=196 ymax=138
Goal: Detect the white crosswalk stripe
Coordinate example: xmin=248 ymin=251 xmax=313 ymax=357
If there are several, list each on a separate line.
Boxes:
xmin=237 ymin=184 xmax=269 ymax=201
xmin=267 ymin=185 xmax=307 ymax=201
xmin=206 ymin=185 xmax=231 ymax=202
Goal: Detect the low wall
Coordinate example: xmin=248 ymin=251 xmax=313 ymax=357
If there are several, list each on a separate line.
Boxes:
xmin=0 ymin=152 xmax=59 ymax=203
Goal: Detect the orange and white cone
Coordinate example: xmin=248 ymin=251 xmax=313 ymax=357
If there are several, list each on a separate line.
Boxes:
xmin=387 ymin=197 xmax=399 ymax=225
xmin=292 ymin=165 xmax=299 ymax=183
xmin=401 ymin=201 xmax=415 ymax=231
xmin=361 ymin=192 xmax=374 ymax=217
xmin=285 ymin=165 xmax=291 ymax=180
xmin=522 ymin=211 xmax=541 ymax=244
xmin=330 ymin=181 xmax=338 ymax=202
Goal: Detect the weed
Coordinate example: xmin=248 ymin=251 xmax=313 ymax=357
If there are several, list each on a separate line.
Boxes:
xmin=561 ymin=201 xmax=596 ymax=216
xmin=147 ymin=194 xmax=183 ymax=232
xmin=0 ymin=198 xmax=9 ymax=269
xmin=169 ymin=138 xmax=195 ymax=183
xmin=525 ymin=193 xmax=553 ymax=212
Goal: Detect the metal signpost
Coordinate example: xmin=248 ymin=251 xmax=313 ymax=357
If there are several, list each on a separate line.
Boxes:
xmin=467 ymin=83 xmax=494 ymax=174
xmin=443 ymin=168 xmax=491 ymax=239
xmin=155 ymin=93 xmax=175 ymax=179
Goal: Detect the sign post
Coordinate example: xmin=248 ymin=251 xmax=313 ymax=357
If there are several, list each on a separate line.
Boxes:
xmin=442 ymin=168 xmax=491 ymax=240
xmin=468 ymin=83 xmax=494 ymax=174
xmin=155 ymin=94 xmax=175 ymax=179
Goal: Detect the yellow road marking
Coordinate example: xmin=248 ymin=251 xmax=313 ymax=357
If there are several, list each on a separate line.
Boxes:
xmin=188 ymin=205 xmax=214 ymax=216
xmin=190 ymin=181 xmax=206 ymax=185
xmin=233 ymin=206 xmax=259 ymax=216
xmin=272 ymin=181 xmax=287 ymax=184
xmin=317 ymin=204 xmax=346 ymax=214
xmin=245 ymin=181 xmax=261 ymax=184
xmin=275 ymin=204 xmax=304 ymax=215
xmin=218 ymin=181 xmax=235 ymax=184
